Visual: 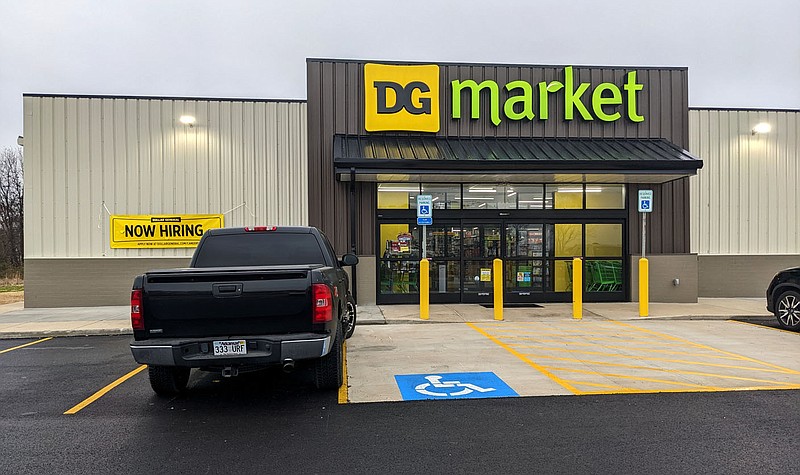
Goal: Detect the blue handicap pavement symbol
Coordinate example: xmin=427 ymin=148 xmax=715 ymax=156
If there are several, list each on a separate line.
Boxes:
xmin=394 ymin=372 xmax=518 ymax=401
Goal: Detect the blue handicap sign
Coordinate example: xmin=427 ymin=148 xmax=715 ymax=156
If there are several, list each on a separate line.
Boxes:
xmin=394 ymin=372 xmax=518 ymax=401
xmin=419 ymin=204 xmax=430 ymax=215
xmin=640 ymin=200 xmax=651 ymax=210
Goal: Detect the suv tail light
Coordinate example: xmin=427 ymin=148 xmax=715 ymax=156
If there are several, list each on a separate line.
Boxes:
xmin=312 ymin=284 xmax=333 ymax=323
xmin=131 ymin=290 xmax=144 ymax=330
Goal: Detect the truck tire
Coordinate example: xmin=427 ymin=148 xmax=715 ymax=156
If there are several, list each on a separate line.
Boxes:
xmin=148 ymin=365 xmax=191 ymax=396
xmin=342 ymin=294 xmax=357 ymax=339
xmin=314 ymin=325 xmax=343 ymax=390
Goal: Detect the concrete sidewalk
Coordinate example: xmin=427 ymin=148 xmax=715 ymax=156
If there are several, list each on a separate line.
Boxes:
xmin=0 ymin=297 xmax=773 ymax=339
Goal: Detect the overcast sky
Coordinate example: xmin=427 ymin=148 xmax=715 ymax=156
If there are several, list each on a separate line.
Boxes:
xmin=1 ymin=0 xmax=798 ymax=148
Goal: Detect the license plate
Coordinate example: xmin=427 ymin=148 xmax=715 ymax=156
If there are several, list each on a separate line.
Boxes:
xmin=213 ymin=340 xmax=247 ymax=356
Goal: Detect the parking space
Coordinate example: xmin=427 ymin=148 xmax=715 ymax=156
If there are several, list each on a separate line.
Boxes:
xmin=345 ymin=318 xmax=800 ymax=403
xmin=0 ymin=335 xmax=339 ymax=419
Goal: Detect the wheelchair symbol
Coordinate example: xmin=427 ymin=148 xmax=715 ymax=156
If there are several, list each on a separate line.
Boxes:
xmin=640 ymin=200 xmax=650 ymax=210
xmin=419 ymin=205 xmax=430 ymax=215
xmin=414 ymin=375 xmax=496 ymax=397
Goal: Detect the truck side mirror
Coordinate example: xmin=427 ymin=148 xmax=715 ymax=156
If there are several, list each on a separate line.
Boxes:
xmin=340 ymin=253 xmax=359 ymax=266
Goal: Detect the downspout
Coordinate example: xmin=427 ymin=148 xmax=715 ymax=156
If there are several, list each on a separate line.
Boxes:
xmin=349 ymin=167 xmax=358 ymax=303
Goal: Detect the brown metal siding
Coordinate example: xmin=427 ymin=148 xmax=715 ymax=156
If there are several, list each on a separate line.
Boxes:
xmin=308 ymin=59 xmax=690 ymax=255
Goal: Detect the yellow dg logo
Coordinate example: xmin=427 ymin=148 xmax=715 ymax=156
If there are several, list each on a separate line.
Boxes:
xmin=364 ymin=63 xmax=440 ymax=133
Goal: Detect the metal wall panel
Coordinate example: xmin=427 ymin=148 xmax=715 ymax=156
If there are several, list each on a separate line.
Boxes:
xmin=307 ymin=59 xmax=691 ymax=255
xmin=23 ymin=95 xmax=308 ymax=258
xmin=689 ymin=109 xmax=800 ymax=254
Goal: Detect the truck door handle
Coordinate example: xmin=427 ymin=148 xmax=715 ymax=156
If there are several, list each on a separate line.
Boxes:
xmin=212 ymin=283 xmax=243 ymax=298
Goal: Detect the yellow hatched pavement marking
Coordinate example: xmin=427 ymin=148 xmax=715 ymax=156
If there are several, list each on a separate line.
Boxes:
xmin=610 ymin=321 xmax=800 ymax=376
xmin=506 ymin=338 xmax=750 ymax=361
xmin=523 ymin=353 xmax=799 ymax=387
xmin=544 ymin=366 xmax=722 ymax=391
xmin=0 ymin=337 xmax=53 ymax=354
xmin=512 ymin=345 xmax=796 ymax=374
xmin=64 ymin=365 xmax=147 ymax=415
xmin=466 ymin=322 xmax=581 ymax=395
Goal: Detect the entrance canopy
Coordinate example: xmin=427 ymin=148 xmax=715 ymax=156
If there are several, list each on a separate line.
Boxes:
xmin=334 ymin=135 xmax=702 ymax=184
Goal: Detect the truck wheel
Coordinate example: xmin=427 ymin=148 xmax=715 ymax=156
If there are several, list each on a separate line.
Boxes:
xmin=342 ymin=295 xmax=357 ymax=339
xmin=314 ymin=325 xmax=343 ymax=390
xmin=148 ymin=365 xmax=191 ymax=396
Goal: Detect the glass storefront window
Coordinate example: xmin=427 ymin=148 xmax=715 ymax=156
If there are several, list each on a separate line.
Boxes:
xmin=546 ymin=185 xmax=584 ymax=209
xmin=421 ymin=184 xmax=461 ymax=209
xmin=379 ymin=223 xmax=419 ymax=258
xmin=424 ymin=225 xmax=461 ymax=259
xmin=586 ymin=185 xmax=625 ymax=209
xmin=463 ymin=224 xmax=501 ymax=258
xmin=515 ymin=185 xmax=545 ymax=209
xmin=462 ymin=184 xmax=515 ymax=209
xmin=506 ymin=224 xmax=544 ymax=257
xmin=379 ymin=260 xmax=419 ymax=294
xmin=585 ymin=259 xmax=623 ymax=292
xmin=428 ymin=260 xmax=461 ymax=294
xmin=505 ymin=260 xmax=544 ymax=292
xmin=377 ymin=183 xmax=420 ymax=209
xmin=585 ymin=224 xmax=622 ymax=257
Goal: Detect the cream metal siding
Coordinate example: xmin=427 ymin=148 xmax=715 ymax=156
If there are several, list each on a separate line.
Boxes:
xmin=23 ymin=95 xmax=308 ymax=258
xmin=689 ymin=109 xmax=800 ymax=255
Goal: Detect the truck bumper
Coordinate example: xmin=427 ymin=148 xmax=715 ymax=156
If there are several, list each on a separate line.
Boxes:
xmin=130 ymin=333 xmax=332 ymax=367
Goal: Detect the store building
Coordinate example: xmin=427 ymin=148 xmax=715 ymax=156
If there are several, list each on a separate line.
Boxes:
xmin=21 ymin=59 xmax=800 ymax=308
xmin=307 ymin=59 xmax=702 ymax=305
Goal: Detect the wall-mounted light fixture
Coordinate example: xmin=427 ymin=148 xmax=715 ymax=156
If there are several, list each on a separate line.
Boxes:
xmin=751 ymin=122 xmax=771 ymax=135
xmin=179 ymin=115 xmax=196 ymax=127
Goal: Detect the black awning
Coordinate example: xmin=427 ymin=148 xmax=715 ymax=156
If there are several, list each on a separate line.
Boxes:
xmin=333 ymin=135 xmax=703 ymax=183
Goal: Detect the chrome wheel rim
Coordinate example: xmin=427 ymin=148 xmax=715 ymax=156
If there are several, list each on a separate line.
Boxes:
xmin=344 ymin=301 xmax=355 ymax=330
xmin=778 ymin=295 xmax=800 ymax=327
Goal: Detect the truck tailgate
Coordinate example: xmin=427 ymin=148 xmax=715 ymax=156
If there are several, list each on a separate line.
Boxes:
xmin=142 ymin=268 xmax=315 ymax=338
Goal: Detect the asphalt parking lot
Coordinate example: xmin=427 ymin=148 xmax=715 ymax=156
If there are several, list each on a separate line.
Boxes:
xmin=2 ymin=319 xmax=799 ymax=474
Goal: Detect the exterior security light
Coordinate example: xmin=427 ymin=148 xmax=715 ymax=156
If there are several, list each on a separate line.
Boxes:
xmin=179 ymin=115 xmax=196 ymax=126
xmin=752 ymin=123 xmax=771 ymax=135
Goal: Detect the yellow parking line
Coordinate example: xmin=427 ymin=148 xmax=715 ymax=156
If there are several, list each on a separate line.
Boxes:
xmin=506 ymin=338 xmax=748 ymax=361
xmin=727 ymin=319 xmax=800 ymax=335
xmin=512 ymin=345 xmax=796 ymax=374
xmin=64 ymin=365 xmax=147 ymax=415
xmin=338 ymin=342 xmax=348 ymax=404
xmin=466 ymin=322 xmax=581 ymax=395
xmin=610 ymin=321 xmax=800 ymax=375
xmin=0 ymin=337 xmax=53 ymax=354
xmin=563 ymin=380 xmax=634 ymax=391
xmin=524 ymin=353 xmax=799 ymax=387
xmin=543 ymin=366 xmax=721 ymax=391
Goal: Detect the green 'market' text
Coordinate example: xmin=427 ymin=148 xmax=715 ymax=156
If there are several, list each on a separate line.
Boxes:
xmin=451 ymin=66 xmax=644 ymax=125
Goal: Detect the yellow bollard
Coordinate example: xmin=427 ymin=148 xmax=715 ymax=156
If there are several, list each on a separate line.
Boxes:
xmin=493 ymin=258 xmax=503 ymax=321
xmin=420 ymin=258 xmax=429 ymax=320
xmin=572 ymin=257 xmax=582 ymax=320
xmin=639 ymin=257 xmax=649 ymax=317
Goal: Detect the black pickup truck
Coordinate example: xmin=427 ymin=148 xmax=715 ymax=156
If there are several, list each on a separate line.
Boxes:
xmin=129 ymin=226 xmax=358 ymax=396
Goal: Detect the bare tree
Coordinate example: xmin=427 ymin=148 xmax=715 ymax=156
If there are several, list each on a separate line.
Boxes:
xmin=0 ymin=147 xmax=23 ymax=274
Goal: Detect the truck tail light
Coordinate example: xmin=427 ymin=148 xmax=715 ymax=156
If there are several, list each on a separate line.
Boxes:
xmin=131 ymin=290 xmax=144 ymax=330
xmin=312 ymin=284 xmax=333 ymax=323
xmin=244 ymin=226 xmax=277 ymax=232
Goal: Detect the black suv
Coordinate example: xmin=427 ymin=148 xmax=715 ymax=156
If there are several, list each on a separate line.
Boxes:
xmin=766 ymin=267 xmax=800 ymax=331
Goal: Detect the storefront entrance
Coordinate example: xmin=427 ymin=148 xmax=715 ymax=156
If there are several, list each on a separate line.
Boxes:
xmin=378 ymin=219 xmax=626 ymax=304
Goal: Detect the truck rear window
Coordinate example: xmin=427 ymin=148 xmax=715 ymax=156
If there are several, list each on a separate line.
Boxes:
xmin=193 ymin=233 xmax=327 ymax=268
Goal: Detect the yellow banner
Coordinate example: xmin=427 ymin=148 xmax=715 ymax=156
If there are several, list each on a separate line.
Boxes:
xmin=110 ymin=214 xmax=224 ymax=249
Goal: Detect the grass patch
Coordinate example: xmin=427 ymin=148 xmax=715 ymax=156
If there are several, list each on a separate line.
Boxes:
xmin=0 ymin=284 xmax=23 ymax=292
